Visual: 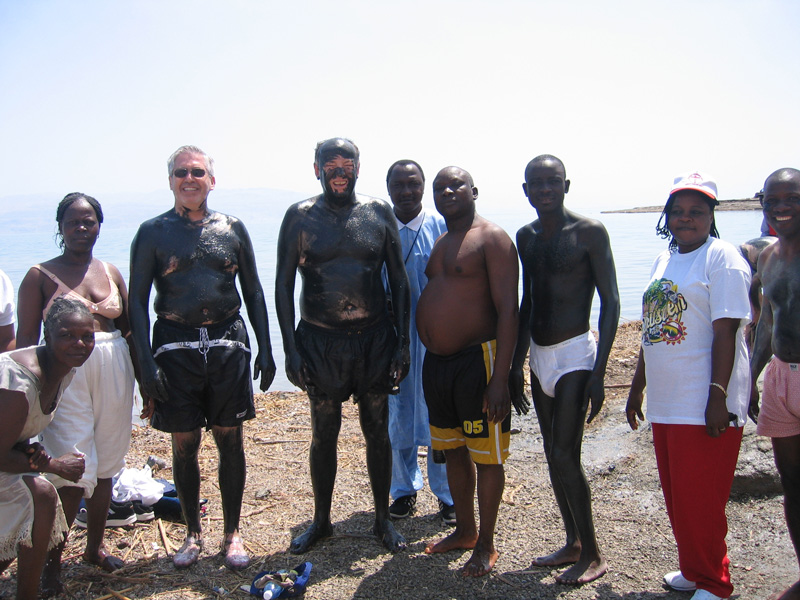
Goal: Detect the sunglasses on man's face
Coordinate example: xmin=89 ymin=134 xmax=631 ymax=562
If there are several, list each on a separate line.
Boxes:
xmin=172 ymin=168 xmax=207 ymax=178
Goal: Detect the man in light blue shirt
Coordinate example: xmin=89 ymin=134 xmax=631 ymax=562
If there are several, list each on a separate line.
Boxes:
xmin=385 ymin=160 xmax=453 ymax=524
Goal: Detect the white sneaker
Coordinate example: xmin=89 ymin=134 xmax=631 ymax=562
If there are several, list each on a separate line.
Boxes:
xmin=664 ymin=570 xmax=696 ymax=591
xmin=690 ymin=589 xmax=723 ymax=600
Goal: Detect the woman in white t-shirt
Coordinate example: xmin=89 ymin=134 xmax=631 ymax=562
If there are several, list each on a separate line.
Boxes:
xmin=626 ymin=172 xmax=752 ymax=600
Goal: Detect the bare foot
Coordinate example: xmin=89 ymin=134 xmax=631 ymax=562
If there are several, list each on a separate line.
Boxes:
xmin=222 ymin=534 xmax=250 ymax=570
xmin=83 ymin=547 xmax=124 ymax=572
xmin=555 ymin=556 xmax=608 ymax=585
xmin=424 ymin=529 xmax=478 ymax=554
xmin=290 ymin=521 xmax=333 ymax=554
xmin=373 ymin=518 xmax=406 ymax=553
xmin=461 ymin=542 xmax=498 ymax=577
xmin=173 ymin=535 xmax=203 ymax=569
xmin=530 ymin=543 xmax=581 ymax=567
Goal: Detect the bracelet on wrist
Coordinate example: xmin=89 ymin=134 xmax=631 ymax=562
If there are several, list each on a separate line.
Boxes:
xmin=709 ymin=382 xmax=728 ymax=398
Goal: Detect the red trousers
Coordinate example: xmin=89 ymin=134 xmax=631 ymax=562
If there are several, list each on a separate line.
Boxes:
xmin=652 ymin=423 xmax=743 ymax=599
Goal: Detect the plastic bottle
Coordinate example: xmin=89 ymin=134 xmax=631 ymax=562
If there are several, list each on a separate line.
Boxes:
xmin=262 ymin=581 xmax=283 ymax=600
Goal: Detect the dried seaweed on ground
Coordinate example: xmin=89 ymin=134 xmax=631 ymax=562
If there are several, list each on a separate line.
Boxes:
xmin=0 ymin=322 xmax=794 ymax=599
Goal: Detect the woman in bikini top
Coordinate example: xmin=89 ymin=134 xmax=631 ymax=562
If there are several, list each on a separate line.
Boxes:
xmin=17 ymin=194 xmax=129 ymax=343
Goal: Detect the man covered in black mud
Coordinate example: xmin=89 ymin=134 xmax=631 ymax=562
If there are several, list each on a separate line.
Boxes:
xmin=129 ymin=145 xmax=276 ymax=570
xmin=275 ymin=137 xmax=411 ymax=554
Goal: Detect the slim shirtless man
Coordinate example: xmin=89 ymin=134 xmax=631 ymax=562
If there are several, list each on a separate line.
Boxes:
xmin=416 ymin=166 xmax=521 ymax=577
xmin=275 ymin=138 xmax=410 ymax=554
xmin=750 ymin=168 xmax=800 ymax=600
xmin=510 ymin=155 xmax=619 ymax=584
xmin=129 ymin=145 xmax=276 ymax=570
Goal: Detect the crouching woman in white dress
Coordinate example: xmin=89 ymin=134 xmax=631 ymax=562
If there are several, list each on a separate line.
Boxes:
xmin=0 ymin=299 xmax=93 ymax=600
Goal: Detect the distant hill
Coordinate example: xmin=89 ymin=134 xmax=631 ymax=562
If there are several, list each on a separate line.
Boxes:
xmin=0 ymin=188 xmax=306 ymax=224
xmin=603 ymin=198 xmax=761 ymax=213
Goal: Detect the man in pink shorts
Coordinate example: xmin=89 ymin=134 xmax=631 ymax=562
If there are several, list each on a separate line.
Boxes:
xmin=750 ymin=167 xmax=800 ymax=600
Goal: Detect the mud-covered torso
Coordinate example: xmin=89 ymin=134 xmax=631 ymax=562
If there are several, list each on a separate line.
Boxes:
xmin=291 ymin=195 xmax=394 ymax=328
xmin=140 ymin=211 xmax=244 ymax=326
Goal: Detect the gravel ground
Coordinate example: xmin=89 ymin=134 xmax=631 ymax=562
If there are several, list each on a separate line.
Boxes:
xmin=1 ymin=321 xmax=796 ymax=599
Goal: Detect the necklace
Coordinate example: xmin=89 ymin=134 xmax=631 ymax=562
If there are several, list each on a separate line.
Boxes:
xmin=403 ymin=214 xmax=425 ymax=264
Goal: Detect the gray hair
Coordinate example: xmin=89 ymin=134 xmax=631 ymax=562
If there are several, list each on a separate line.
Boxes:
xmin=167 ymin=145 xmax=215 ymax=177
xmin=44 ymin=298 xmax=93 ymax=337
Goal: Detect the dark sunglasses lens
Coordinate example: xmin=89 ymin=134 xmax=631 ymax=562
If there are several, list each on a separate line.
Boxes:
xmin=172 ymin=168 xmax=206 ymax=178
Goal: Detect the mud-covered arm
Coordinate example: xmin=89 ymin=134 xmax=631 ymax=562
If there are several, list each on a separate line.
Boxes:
xmin=275 ymin=207 xmax=306 ymax=390
xmin=381 ymin=204 xmax=411 ymax=386
xmin=129 ymin=226 xmax=168 ymax=402
xmin=235 ymin=220 xmax=276 ymax=392
xmin=484 ymin=228 xmax=520 ymax=423
xmin=585 ymin=223 xmax=621 ymax=424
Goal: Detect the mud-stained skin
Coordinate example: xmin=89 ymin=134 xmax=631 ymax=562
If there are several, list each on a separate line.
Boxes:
xmin=134 ymin=211 xmax=244 ymax=326
xmin=275 ymin=138 xmax=410 ymax=555
xmin=129 ymin=150 xmax=276 ymax=570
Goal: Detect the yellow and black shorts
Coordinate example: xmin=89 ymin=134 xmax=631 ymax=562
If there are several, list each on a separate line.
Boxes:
xmin=422 ymin=340 xmax=510 ymax=465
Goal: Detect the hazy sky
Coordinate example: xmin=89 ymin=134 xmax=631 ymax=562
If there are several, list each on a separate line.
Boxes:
xmin=2 ymin=0 xmax=798 ymax=211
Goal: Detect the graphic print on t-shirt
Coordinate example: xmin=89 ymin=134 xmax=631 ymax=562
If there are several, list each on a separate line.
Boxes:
xmin=642 ymin=278 xmax=688 ymax=346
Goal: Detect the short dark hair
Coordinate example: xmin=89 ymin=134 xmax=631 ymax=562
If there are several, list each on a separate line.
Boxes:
xmin=315 ymin=138 xmax=360 ymax=166
xmin=524 ymin=154 xmax=566 ymax=182
xmin=386 ymin=160 xmax=425 ymax=185
xmin=55 ymin=193 xmax=104 ymax=250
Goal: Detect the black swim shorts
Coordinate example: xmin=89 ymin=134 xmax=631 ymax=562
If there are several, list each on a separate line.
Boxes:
xmin=151 ymin=314 xmax=255 ymax=432
xmin=422 ymin=341 xmax=511 ymax=464
xmin=295 ymin=318 xmax=396 ymax=402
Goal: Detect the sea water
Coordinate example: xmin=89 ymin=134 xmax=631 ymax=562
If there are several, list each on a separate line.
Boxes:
xmin=0 ymin=191 xmax=764 ymax=391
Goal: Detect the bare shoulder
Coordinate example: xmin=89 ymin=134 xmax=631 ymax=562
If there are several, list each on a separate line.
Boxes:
xmin=568 ymin=210 xmax=611 ymax=246
xmin=104 ymin=261 xmax=126 ymax=284
xmin=134 ymin=210 xmax=180 ymax=242
xmin=214 ymin=211 xmax=247 ymax=233
xmin=476 ymin=216 xmax=513 ymax=243
xmin=516 ymin=220 xmax=539 ymax=244
xmin=294 ymin=194 xmax=323 ymax=214
xmin=356 ymin=194 xmax=394 ymax=218
xmin=758 ymin=241 xmax=780 ymax=272
xmin=280 ymin=196 xmax=320 ymax=232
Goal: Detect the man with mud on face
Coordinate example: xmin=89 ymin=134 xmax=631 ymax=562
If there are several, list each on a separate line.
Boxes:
xmin=275 ymin=138 xmax=411 ymax=554
xmin=129 ymin=145 xmax=276 ymax=571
